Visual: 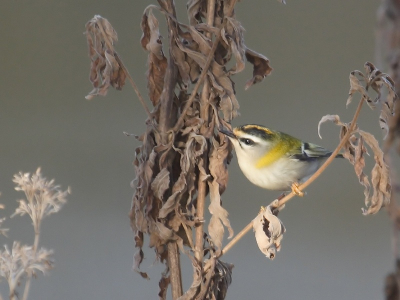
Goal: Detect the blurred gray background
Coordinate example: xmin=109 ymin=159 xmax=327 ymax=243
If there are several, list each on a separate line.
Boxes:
xmin=0 ymin=0 xmax=396 ymax=299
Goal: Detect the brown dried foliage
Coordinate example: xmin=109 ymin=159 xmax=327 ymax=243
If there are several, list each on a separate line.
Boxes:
xmin=125 ymin=1 xmax=272 ymax=299
xmin=319 ymin=62 xmax=395 ymax=215
xmin=85 ymin=15 xmax=126 ymax=100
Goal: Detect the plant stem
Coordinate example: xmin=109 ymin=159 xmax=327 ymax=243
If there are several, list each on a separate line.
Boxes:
xmin=194 ymin=0 xmax=216 ymax=265
xmin=22 ymin=229 xmax=40 ymax=300
xmin=167 ymin=243 xmax=183 ymax=299
xmin=156 ymin=1 xmax=183 ymax=298
xmin=115 ymin=54 xmax=153 ymax=121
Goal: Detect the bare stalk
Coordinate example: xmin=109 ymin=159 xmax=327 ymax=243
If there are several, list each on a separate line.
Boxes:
xmin=21 ymin=228 xmax=40 ymax=300
xmin=115 ymin=55 xmax=153 ymax=120
xmin=194 ymin=0 xmax=216 ymax=265
xmin=167 ymin=243 xmax=183 ymax=299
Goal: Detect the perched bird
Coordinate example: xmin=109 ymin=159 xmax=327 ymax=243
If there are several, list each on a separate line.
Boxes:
xmin=220 ymin=124 xmax=342 ymax=196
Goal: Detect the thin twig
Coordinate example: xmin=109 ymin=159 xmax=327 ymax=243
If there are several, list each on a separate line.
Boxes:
xmin=114 ymin=54 xmax=153 ymax=121
xmin=93 ymin=18 xmax=153 ymax=121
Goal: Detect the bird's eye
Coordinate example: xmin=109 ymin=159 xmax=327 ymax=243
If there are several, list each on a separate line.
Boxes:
xmin=240 ymin=138 xmax=254 ymax=146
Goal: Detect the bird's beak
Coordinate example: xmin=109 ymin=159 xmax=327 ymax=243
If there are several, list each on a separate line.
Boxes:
xmin=219 ymin=127 xmax=236 ymax=139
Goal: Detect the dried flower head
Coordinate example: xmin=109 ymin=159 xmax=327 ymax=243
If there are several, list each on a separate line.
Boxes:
xmin=0 ymin=242 xmax=53 ymax=297
xmin=11 ymin=168 xmax=69 ymax=231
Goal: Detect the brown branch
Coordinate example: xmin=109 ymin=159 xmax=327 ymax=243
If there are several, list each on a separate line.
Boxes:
xmin=114 ymin=54 xmax=153 ymax=121
xmin=156 ymin=1 xmax=183 ymax=299
xmin=167 ymin=243 xmax=183 ymax=299
xmin=194 ymin=0 xmax=216 ymax=265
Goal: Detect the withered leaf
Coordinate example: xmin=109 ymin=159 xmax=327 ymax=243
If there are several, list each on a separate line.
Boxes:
xmin=317 ymin=114 xmax=344 ymax=139
xmin=222 ymin=18 xmax=246 ymax=76
xmin=208 ymin=180 xmax=234 ymax=250
xmin=244 ymin=48 xmax=273 ymax=90
xmin=346 ymin=70 xmax=369 ymax=107
xmin=133 ymin=248 xmax=150 ymax=280
xmin=85 ymin=15 xmax=126 ymax=99
xmin=159 ymin=190 xmax=181 ymax=219
xmin=208 ymin=134 xmax=232 ymax=194
xmin=141 ymin=8 xmax=167 ymax=106
xmin=158 ymin=274 xmax=170 ymax=300
xmin=353 ymin=135 xmax=371 ymax=203
xmin=252 ymin=201 xmax=285 ymax=259
xmin=141 ymin=8 xmax=164 ymax=59
xmin=211 ymin=260 xmax=234 ymax=300
xmin=358 ymin=130 xmax=391 ymax=214
xmin=151 ymin=168 xmax=170 ymax=200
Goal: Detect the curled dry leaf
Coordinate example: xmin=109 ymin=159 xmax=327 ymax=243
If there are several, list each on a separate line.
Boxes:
xmin=347 ymin=63 xmax=397 ymax=139
xmin=358 ymin=130 xmax=391 ymax=214
xmin=317 ymin=114 xmax=344 ymax=139
xmin=244 ymin=48 xmax=273 ymax=90
xmin=346 ymin=70 xmax=369 ymax=107
xmin=141 ymin=8 xmax=167 ymax=106
xmin=208 ymin=180 xmax=234 ymax=250
xmin=85 ymin=15 xmax=126 ymax=99
xmin=253 ymin=201 xmax=285 ymax=259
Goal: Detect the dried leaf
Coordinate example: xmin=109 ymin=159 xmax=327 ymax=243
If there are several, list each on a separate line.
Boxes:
xmin=85 ymin=15 xmax=125 ymax=99
xmin=223 ymin=18 xmax=246 ymax=75
xmin=151 ymin=168 xmax=170 ymax=200
xmin=346 ymin=70 xmax=368 ymax=107
xmin=208 ymin=180 xmax=234 ymax=250
xmin=158 ymin=274 xmax=170 ymax=300
xmin=211 ymin=260 xmax=234 ymax=300
xmin=141 ymin=8 xmax=167 ymax=106
xmin=359 ymin=130 xmax=391 ymax=214
xmin=209 ymin=134 xmax=232 ymax=194
xmin=244 ymin=48 xmax=273 ymax=90
xmin=317 ymin=114 xmax=344 ymax=139
xmin=252 ymin=201 xmax=285 ymax=259
xmin=353 ymin=135 xmax=371 ymax=203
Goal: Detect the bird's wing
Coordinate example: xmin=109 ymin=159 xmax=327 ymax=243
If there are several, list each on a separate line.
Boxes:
xmin=288 ymin=142 xmax=332 ymax=161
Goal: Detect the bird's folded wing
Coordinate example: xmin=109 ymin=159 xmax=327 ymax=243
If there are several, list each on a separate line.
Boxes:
xmin=288 ymin=142 xmax=332 ymax=161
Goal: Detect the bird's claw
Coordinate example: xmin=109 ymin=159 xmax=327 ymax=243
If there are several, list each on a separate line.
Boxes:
xmin=291 ymin=182 xmax=304 ymax=197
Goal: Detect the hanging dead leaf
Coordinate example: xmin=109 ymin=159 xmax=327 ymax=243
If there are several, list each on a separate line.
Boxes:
xmin=359 ymin=130 xmax=391 ymax=214
xmin=141 ymin=8 xmax=167 ymax=106
xmin=252 ymin=201 xmax=285 ymax=259
xmin=244 ymin=48 xmax=273 ymax=90
xmin=317 ymin=114 xmax=344 ymax=139
xmin=208 ymin=180 xmax=234 ymax=250
xmin=85 ymin=15 xmax=126 ymax=99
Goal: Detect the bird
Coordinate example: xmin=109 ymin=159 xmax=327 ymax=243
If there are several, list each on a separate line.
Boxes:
xmin=220 ymin=124 xmax=342 ymax=196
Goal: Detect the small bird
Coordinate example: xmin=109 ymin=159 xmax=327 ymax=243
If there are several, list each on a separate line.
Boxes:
xmin=220 ymin=124 xmax=342 ymax=196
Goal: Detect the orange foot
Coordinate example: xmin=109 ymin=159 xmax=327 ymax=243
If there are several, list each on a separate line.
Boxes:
xmin=291 ymin=182 xmax=304 ymax=197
